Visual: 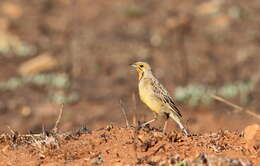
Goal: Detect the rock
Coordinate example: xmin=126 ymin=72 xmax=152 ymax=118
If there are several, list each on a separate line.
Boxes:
xmin=2 ymin=2 xmax=23 ymax=19
xmin=18 ymin=53 xmax=58 ymax=76
xmin=91 ymin=156 xmax=104 ymax=165
xmin=19 ymin=106 xmax=31 ymax=117
xmin=244 ymin=124 xmax=260 ymax=152
xmin=195 ymin=1 xmax=221 ymax=16
xmin=149 ymin=155 xmax=161 ymax=163
xmin=190 ymin=153 xmax=252 ymax=166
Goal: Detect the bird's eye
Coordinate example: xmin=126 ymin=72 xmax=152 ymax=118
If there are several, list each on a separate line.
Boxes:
xmin=140 ymin=65 xmax=144 ymax=68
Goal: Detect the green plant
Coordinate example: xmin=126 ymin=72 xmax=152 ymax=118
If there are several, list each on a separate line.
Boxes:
xmin=174 ymin=160 xmax=187 ymax=166
xmin=174 ymin=81 xmax=255 ymax=107
xmin=0 ymin=30 xmax=35 ymax=57
xmin=0 ymin=73 xmax=79 ymax=104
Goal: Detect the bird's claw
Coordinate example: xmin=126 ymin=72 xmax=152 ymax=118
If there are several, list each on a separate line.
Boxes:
xmin=182 ymin=128 xmax=191 ymax=136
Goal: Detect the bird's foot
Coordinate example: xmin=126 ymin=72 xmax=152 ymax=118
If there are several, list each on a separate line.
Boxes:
xmin=182 ymin=127 xmax=191 ymax=136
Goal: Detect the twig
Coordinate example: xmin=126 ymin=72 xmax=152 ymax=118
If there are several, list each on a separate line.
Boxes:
xmin=138 ymin=144 xmax=166 ymax=163
xmin=30 ymin=135 xmax=42 ymax=149
xmin=132 ymin=93 xmax=137 ymax=127
xmin=7 ymin=126 xmax=16 ymax=135
xmin=23 ymin=105 xmax=64 ymax=137
xmin=42 ymin=124 xmax=47 ymax=137
xmin=52 ymin=104 xmax=64 ymax=133
xmin=23 ymin=133 xmax=41 ymax=137
xmin=119 ymin=100 xmax=130 ymax=128
xmin=151 ymin=144 xmax=166 ymax=156
xmin=133 ymin=128 xmax=139 ymax=164
xmin=210 ymin=94 xmax=260 ymax=120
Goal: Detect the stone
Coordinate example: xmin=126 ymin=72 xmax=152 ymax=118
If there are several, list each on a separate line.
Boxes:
xmin=244 ymin=124 xmax=260 ymax=152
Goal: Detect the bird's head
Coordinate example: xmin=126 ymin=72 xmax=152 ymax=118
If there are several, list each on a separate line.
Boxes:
xmin=130 ymin=62 xmax=152 ymax=80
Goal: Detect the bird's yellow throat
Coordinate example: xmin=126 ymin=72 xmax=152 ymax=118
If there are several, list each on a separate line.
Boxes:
xmin=136 ymin=68 xmax=144 ymax=80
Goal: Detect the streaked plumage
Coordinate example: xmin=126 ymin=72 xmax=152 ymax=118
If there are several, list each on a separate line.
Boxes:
xmin=130 ymin=62 xmax=189 ymax=135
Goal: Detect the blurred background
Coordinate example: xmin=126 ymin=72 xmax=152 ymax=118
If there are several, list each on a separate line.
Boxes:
xmin=0 ymin=0 xmax=259 ymax=133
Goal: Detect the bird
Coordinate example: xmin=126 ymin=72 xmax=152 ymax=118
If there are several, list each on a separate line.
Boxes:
xmin=130 ymin=61 xmax=190 ymax=135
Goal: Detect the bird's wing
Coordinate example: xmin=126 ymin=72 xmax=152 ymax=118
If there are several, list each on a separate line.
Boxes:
xmin=151 ymin=78 xmax=182 ymax=117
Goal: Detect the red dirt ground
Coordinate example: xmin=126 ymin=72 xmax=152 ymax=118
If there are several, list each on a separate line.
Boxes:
xmin=0 ymin=125 xmax=259 ymax=166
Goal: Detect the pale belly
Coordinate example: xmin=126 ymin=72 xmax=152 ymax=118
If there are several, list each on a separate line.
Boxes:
xmin=139 ymin=84 xmax=162 ymax=114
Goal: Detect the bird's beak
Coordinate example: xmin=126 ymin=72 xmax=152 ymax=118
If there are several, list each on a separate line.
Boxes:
xmin=129 ymin=63 xmax=137 ymax=68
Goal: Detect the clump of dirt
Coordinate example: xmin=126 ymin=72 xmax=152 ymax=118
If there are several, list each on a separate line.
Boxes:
xmin=0 ymin=125 xmax=259 ymax=165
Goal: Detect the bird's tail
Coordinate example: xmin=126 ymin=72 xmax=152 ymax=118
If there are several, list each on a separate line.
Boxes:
xmin=169 ymin=113 xmax=190 ymax=136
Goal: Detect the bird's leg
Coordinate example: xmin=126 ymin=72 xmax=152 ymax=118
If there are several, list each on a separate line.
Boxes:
xmin=176 ymin=120 xmax=190 ymax=136
xmin=162 ymin=113 xmax=170 ymax=133
xmin=142 ymin=113 xmax=158 ymax=127
xmin=169 ymin=113 xmax=191 ymax=136
xmin=182 ymin=127 xmax=190 ymax=136
xmin=163 ymin=119 xmax=168 ymax=133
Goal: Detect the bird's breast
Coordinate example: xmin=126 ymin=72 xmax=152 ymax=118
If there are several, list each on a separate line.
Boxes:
xmin=138 ymin=80 xmax=162 ymax=114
